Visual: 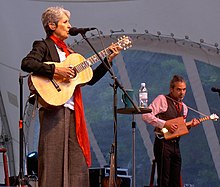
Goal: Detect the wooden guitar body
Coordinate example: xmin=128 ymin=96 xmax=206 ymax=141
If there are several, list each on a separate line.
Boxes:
xmin=102 ymin=176 xmax=121 ymax=187
xmin=31 ymin=53 xmax=93 ymax=106
xmin=102 ymin=144 xmax=121 ymax=187
xmin=162 ymin=117 xmax=189 ymax=140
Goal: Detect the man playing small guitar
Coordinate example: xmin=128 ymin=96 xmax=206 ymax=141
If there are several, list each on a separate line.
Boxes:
xmin=142 ymin=75 xmax=201 ymax=187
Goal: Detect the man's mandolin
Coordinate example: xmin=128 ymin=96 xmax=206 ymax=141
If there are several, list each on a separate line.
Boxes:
xmin=161 ymin=113 xmax=219 ymax=140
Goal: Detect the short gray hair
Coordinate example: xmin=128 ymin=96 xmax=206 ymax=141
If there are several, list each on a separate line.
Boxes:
xmin=41 ymin=6 xmax=71 ymax=36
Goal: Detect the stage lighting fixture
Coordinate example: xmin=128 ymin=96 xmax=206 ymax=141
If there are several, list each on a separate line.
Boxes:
xmin=27 ymin=151 xmax=38 ymax=176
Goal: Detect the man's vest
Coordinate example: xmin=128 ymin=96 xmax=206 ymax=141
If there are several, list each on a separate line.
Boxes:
xmin=155 ymin=94 xmax=184 ymax=136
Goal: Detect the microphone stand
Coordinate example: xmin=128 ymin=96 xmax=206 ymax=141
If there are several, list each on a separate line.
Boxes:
xmin=80 ymin=33 xmax=140 ymax=183
xmin=17 ymin=74 xmax=30 ymax=187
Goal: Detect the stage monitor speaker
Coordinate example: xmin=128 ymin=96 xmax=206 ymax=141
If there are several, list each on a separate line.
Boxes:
xmin=89 ymin=167 xmax=105 ymax=187
xmin=89 ymin=167 xmax=131 ymax=187
xmin=105 ymin=167 xmax=128 ymax=176
xmin=118 ymin=175 xmax=132 ymax=187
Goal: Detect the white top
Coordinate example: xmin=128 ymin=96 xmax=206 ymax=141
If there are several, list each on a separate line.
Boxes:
xmin=56 ymin=45 xmax=74 ymax=110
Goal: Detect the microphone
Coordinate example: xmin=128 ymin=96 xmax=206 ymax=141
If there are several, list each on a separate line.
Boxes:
xmin=211 ymin=87 xmax=220 ymax=93
xmin=69 ymin=27 xmax=96 ymax=36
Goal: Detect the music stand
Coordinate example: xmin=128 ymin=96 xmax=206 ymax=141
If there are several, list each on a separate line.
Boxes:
xmin=117 ymin=107 xmax=152 ymax=187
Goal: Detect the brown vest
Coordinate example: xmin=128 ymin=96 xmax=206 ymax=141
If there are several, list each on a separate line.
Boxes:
xmin=155 ymin=95 xmax=184 ymax=135
xmin=157 ymin=95 xmax=183 ymax=120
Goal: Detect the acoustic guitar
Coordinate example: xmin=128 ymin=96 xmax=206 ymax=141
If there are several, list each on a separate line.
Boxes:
xmin=161 ymin=113 xmax=219 ymax=140
xmin=102 ymin=144 xmax=121 ymax=187
xmin=29 ymin=36 xmax=132 ymax=106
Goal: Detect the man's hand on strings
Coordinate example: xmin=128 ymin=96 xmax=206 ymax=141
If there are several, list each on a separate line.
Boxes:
xmin=190 ymin=118 xmax=200 ymax=127
xmin=164 ymin=121 xmax=178 ymax=133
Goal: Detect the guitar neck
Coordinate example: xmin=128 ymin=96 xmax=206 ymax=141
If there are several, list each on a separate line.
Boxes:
xmin=73 ymin=35 xmax=132 ymax=74
xmin=186 ymin=116 xmax=211 ymax=127
xmin=198 ymin=116 xmax=211 ymax=122
xmin=74 ymin=48 xmax=112 ymax=73
xmin=89 ymin=48 xmax=112 ymax=65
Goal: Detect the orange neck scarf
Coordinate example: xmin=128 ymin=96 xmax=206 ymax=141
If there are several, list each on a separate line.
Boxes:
xmin=50 ymin=35 xmax=70 ymax=57
xmin=50 ymin=35 xmax=92 ymax=167
xmin=73 ymin=88 xmax=91 ymax=167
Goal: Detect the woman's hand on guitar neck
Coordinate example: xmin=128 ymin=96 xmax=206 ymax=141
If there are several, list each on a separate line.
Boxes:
xmin=54 ymin=66 xmax=76 ymax=79
xmin=107 ymin=43 xmax=123 ymax=62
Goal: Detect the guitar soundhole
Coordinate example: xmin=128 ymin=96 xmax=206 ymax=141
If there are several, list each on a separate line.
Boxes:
xmin=71 ymin=72 xmax=78 ymax=80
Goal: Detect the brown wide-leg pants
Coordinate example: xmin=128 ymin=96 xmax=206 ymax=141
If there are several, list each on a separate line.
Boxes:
xmin=38 ymin=107 xmax=89 ymax=187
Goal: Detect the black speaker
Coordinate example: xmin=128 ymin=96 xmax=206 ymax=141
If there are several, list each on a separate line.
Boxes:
xmin=105 ymin=167 xmax=128 ymax=176
xmin=89 ymin=167 xmax=105 ymax=187
xmin=118 ymin=175 xmax=132 ymax=187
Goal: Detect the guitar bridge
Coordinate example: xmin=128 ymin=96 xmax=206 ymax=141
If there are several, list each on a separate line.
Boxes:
xmin=50 ymin=78 xmax=61 ymax=92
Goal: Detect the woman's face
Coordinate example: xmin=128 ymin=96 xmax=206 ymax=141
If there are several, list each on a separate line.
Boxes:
xmin=52 ymin=13 xmax=71 ymax=40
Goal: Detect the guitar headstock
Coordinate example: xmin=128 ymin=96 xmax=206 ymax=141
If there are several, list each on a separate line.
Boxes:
xmin=210 ymin=113 xmax=219 ymax=121
xmin=117 ymin=35 xmax=132 ymax=50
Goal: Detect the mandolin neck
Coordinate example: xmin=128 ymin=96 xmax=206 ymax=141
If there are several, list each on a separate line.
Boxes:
xmin=185 ymin=116 xmax=211 ymax=127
